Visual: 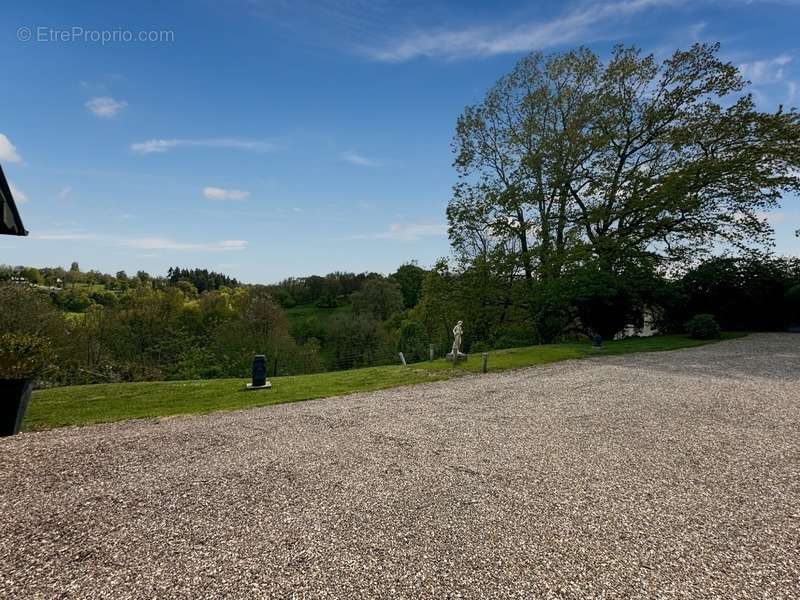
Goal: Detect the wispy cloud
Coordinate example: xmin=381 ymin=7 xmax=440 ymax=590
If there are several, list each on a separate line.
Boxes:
xmin=0 ymin=133 xmax=22 ymax=163
xmin=131 ymin=138 xmax=275 ymax=154
xmin=203 ymin=186 xmax=251 ymax=201
xmin=119 ymin=237 xmax=247 ymax=252
xmin=85 ymin=96 xmax=128 ymax=117
xmin=31 ymin=230 xmax=95 ymax=241
xmin=348 ymin=222 xmax=447 ymax=241
xmin=687 ymin=21 xmax=707 ymax=42
xmin=340 ymin=150 xmax=382 ymax=167
xmin=739 ymin=54 xmax=793 ymax=85
xmin=9 ymin=183 xmax=28 ymax=204
xmin=31 ymin=230 xmax=248 ymax=252
xmin=365 ymin=0 xmax=677 ymax=61
xmin=56 ymin=185 xmax=72 ymax=200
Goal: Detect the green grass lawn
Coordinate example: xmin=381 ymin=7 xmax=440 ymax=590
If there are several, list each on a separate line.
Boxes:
xmin=24 ymin=333 xmax=745 ymax=432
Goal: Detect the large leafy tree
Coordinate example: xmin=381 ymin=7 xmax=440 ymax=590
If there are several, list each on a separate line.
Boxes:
xmin=449 ymin=43 xmax=800 ymax=278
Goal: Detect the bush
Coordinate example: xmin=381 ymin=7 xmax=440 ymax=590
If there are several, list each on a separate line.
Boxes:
xmin=685 ymin=314 xmax=721 ymax=340
xmin=398 ymin=319 xmax=429 ymax=363
xmin=677 ymin=257 xmax=800 ymax=331
xmin=0 ymin=333 xmax=52 ymax=379
xmin=53 ymin=288 xmax=92 ymax=312
xmin=90 ymin=289 xmax=119 ymax=307
xmin=786 ymin=284 xmax=800 ymax=325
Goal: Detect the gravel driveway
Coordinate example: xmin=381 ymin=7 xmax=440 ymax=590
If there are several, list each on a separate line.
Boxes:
xmin=1 ymin=333 xmax=798 ymax=599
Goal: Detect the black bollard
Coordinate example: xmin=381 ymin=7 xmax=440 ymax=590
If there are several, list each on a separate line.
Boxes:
xmin=247 ymin=354 xmax=271 ymax=390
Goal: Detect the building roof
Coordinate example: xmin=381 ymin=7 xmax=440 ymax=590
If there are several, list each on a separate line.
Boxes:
xmin=0 ymin=162 xmax=27 ymax=236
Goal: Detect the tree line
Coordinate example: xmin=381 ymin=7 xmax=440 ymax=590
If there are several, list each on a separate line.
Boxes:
xmin=0 ymin=262 xmax=428 ymax=385
xmin=2 ymin=252 xmax=798 ymax=388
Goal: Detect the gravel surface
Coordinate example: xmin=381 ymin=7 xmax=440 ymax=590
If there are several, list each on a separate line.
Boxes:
xmin=1 ymin=333 xmax=799 ymax=599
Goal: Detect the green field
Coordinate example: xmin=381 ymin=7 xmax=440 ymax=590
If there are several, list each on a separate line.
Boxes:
xmin=24 ymin=333 xmax=745 ymax=432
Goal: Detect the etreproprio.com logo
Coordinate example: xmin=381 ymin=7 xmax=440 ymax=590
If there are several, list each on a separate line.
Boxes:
xmin=17 ymin=26 xmax=174 ymax=45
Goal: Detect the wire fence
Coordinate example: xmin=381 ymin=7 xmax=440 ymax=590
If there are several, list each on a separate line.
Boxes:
xmin=327 ymin=348 xmax=404 ymax=371
xmin=270 ymin=341 xmax=481 ymax=378
xmin=270 ymin=343 xmax=452 ymax=377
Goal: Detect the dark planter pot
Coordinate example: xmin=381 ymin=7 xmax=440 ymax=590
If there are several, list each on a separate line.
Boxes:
xmin=0 ymin=379 xmax=33 ymax=437
xmin=788 ymin=325 xmax=800 ymax=333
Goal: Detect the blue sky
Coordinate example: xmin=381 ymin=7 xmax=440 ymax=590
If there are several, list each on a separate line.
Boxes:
xmin=2 ymin=0 xmax=799 ymax=283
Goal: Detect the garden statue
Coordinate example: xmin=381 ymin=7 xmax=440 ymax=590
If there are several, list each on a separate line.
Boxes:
xmin=447 ymin=320 xmax=467 ymax=362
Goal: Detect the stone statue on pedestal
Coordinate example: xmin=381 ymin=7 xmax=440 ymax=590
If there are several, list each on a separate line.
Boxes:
xmin=447 ymin=320 xmax=467 ymax=362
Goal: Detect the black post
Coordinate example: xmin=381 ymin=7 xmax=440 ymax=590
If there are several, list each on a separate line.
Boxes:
xmin=252 ymin=355 xmax=267 ymax=387
xmin=0 ymin=380 xmax=33 ymax=436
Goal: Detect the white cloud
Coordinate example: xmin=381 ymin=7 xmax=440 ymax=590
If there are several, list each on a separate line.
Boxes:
xmin=118 ymin=237 xmax=247 ymax=252
xmin=203 ymin=186 xmax=251 ymax=201
xmin=340 ymin=150 xmax=382 ymax=167
xmin=687 ymin=21 xmax=706 ymax=42
xmin=0 ymin=133 xmax=22 ymax=163
xmin=788 ymin=81 xmax=798 ymax=104
xmin=85 ymin=96 xmax=128 ymax=118
xmin=30 ymin=230 xmax=247 ymax=252
xmin=56 ymin=185 xmax=72 ymax=200
xmin=349 ymin=222 xmax=447 ymax=241
xmin=739 ymin=54 xmax=793 ymax=85
xmin=131 ymin=138 xmax=274 ymax=154
xmin=31 ymin=230 xmax=96 ymax=241
xmin=9 ymin=183 xmax=28 ymax=204
xmin=365 ymin=0 xmax=676 ymax=61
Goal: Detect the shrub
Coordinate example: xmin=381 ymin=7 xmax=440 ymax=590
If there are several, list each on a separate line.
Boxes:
xmin=90 ymin=289 xmax=119 ymax=307
xmin=786 ymin=284 xmax=800 ymax=325
xmin=53 ymin=288 xmax=92 ymax=312
xmin=398 ymin=319 xmax=429 ymax=363
xmin=0 ymin=333 xmax=52 ymax=379
xmin=685 ymin=313 xmax=721 ymax=340
xmin=677 ymin=257 xmax=800 ymax=331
